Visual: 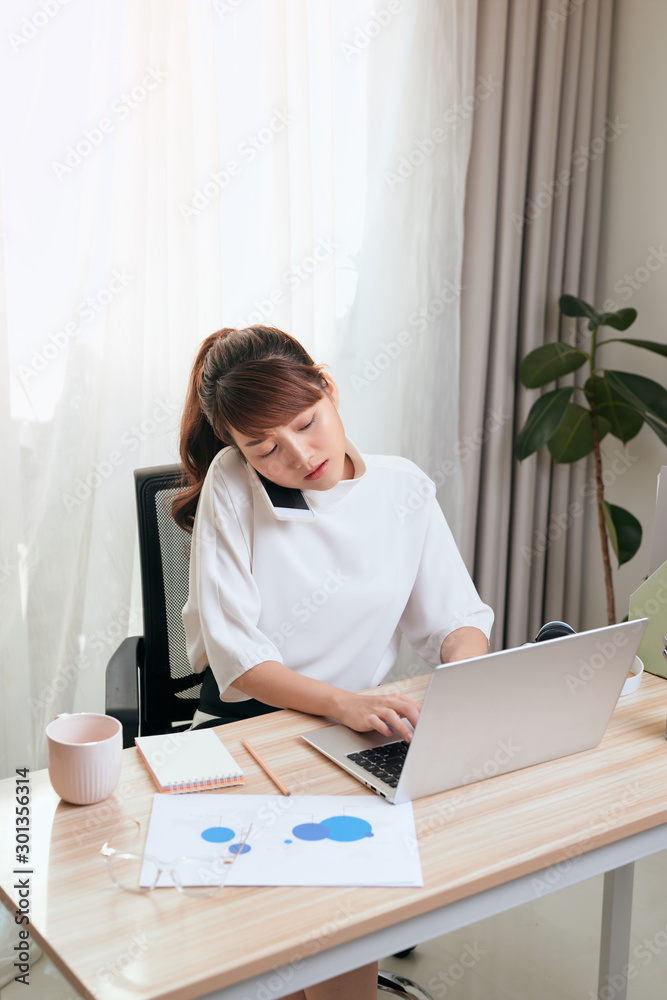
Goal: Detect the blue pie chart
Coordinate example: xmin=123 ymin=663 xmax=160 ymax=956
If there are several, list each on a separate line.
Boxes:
xmin=293 ymin=822 xmax=330 ymax=841
xmin=201 ymin=826 xmax=235 ymax=843
xmin=292 ymin=815 xmax=373 ymax=843
xmin=229 ymin=841 xmax=251 ymax=855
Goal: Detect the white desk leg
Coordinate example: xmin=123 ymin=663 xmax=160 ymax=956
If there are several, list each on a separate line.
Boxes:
xmin=597 ymin=863 xmax=634 ymax=1000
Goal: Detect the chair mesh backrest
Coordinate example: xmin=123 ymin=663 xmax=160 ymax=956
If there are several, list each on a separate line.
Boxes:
xmin=154 ymin=486 xmax=199 ymax=699
xmin=135 ymin=465 xmax=201 ymax=733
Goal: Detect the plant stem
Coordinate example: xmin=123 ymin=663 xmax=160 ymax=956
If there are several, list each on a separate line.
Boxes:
xmin=588 ymin=352 xmax=616 ymax=624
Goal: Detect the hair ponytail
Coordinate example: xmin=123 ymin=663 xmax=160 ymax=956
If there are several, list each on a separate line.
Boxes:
xmin=172 ymin=326 xmax=327 ymax=531
xmin=172 ymin=331 xmax=228 ymax=531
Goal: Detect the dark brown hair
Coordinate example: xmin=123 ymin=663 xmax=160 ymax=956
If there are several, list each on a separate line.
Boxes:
xmin=172 ymin=326 xmax=328 ymax=531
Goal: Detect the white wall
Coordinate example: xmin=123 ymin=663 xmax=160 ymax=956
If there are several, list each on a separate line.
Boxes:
xmin=582 ymin=0 xmax=667 ymax=627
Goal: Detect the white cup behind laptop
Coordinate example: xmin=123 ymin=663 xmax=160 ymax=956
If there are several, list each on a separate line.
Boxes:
xmin=621 ymin=655 xmax=643 ymax=696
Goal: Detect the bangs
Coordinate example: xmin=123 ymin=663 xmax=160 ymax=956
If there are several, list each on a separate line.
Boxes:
xmin=213 ymin=358 xmax=327 ymax=441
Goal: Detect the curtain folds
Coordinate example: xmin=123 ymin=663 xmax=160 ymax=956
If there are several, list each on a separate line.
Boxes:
xmin=0 ymin=0 xmax=475 ymax=775
xmin=460 ymin=0 xmax=615 ymax=649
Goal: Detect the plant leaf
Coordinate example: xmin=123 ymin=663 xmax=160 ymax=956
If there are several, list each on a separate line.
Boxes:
xmin=559 ymin=294 xmax=601 ymax=325
xmin=601 ymin=501 xmax=642 ymax=567
xmin=559 ymin=297 xmax=636 ymax=332
xmin=519 ymin=343 xmax=589 ymax=388
xmin=547 ymin=404 xmax=611 ymax=463
xmin=584 ymin=376 xmax=644 ymax=443
xmin=594 ymin=309 xmax=637 ymax=331
xmin=603 ymin=337 xmax=667 ymax=356
xmin=604 ymin=370 xmax=667 ymax=446
xmin=514 ymin=387 xmax=574 ymax=460
xmin=604 ymin=372 xmax=667 ymax=437
xmin=642 ymin=412 xmax=667 ymax=448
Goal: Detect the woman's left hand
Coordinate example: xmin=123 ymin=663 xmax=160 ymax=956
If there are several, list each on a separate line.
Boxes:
xmin=331 ymin=690 xmax=421 ymax=743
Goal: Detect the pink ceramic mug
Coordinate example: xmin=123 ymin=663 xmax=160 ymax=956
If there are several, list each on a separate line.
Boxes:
xmin=46 ymin=713 xmax=122 ymax=805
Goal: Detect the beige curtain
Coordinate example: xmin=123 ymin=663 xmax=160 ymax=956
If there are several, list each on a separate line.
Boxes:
xmin=460 ymin=0 xmax=614 ymax=648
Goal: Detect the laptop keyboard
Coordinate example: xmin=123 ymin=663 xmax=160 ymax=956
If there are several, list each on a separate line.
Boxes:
xmin=346 ymin=741 xmax=409 ymax=788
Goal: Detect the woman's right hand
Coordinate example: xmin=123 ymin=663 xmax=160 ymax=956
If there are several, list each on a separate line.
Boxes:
xmin=232 ymin=660 xmax=421 ymax=741
xmin=332 ymin=690 xmax=421 ymax=743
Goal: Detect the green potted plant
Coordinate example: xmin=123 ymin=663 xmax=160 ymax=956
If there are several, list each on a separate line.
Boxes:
xmin=514 ymin=294 xmax=667 ymax=625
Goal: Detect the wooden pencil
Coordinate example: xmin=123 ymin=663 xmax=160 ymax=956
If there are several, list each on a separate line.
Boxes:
xmin=241 ymin=738 xmax=291 ymax=796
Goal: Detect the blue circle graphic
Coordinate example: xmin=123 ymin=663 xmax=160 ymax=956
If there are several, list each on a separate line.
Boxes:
xmin=228 ymin=842 xmax=251 ymax=855
xmin=201 ymin=826 xmax=235 ymax=843
xmin=292 ymin=822 xmax=331 ymax=841
xmin=321 ymin=815 xmax=373 ymax=842
xmin=291 ymin=816 xmax=374 ymax=843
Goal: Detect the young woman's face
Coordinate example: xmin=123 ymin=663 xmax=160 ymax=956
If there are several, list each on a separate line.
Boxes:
xmin=229 ymin=381 xmax=353 ymax=490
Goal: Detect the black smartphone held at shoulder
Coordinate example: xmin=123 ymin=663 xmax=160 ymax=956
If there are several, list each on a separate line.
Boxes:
xmin=245 ymin=463 xmax=315 ymax=521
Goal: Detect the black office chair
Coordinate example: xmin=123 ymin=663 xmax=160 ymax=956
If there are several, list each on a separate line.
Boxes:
xmin=105 ymin=465 xmax=201 ymax=747
xmin=377 ymin=972 xmax=433 ymax=999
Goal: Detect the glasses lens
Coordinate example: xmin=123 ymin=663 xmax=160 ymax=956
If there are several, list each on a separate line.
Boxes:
xmin=108 ymin=853 xmax=158 ymax=894
xmin=173 ymin=857 xmax=231 ymax=897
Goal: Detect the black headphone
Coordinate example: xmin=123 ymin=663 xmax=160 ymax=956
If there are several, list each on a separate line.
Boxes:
xmin=534 ymin=621 xmax=576 ymax=643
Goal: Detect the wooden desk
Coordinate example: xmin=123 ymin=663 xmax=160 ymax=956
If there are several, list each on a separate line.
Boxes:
xmin=1 ymin=673 xmax=666 ymax=1000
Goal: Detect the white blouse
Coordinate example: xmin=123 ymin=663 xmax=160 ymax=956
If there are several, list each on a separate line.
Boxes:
xmin=182 ymin=439 xmax=494 ymax=704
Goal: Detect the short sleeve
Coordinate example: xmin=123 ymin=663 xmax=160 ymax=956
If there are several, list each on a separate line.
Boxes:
xmin=182 ymin=462 xmax=283 ymax=699
xmin=398 ymin=493 xmax=494 ymax=667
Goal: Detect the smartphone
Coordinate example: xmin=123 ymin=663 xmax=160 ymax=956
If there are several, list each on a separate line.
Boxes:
xmin=245 ymin=463 xmax=315 ymax=521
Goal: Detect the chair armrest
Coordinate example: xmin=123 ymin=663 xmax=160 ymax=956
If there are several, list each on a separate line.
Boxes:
xmin=106 ymin=636 xmax=144 ymax=748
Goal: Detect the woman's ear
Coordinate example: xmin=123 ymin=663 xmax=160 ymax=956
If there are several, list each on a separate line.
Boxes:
xmin=321 ymin=373 xmax=340 ymax=408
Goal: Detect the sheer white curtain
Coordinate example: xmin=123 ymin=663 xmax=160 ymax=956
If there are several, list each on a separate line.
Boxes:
xmin=337 ymin=1 xmax=478 ymax=543
xmin=0 ymin=0 xmax=476 ymax=776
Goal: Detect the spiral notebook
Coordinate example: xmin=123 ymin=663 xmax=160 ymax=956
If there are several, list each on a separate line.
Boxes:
xmin=135 ymin=729 xmax=244 ymax=793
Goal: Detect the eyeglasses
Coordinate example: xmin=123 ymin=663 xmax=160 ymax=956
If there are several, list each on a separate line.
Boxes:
xmin=100 ymin=817 xmax=252 ymax=897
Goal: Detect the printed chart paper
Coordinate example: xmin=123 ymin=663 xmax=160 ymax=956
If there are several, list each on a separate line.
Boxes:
xmin=143 ymin=793 xmax=423 ymax=887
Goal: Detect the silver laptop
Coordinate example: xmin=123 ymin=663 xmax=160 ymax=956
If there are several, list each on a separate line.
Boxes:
xmin=301 ymin=619 xmax=649 ymax=804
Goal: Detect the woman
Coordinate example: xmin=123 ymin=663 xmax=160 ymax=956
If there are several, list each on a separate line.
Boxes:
xmin=173 ymin=325 xmax=493 ymax=1000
